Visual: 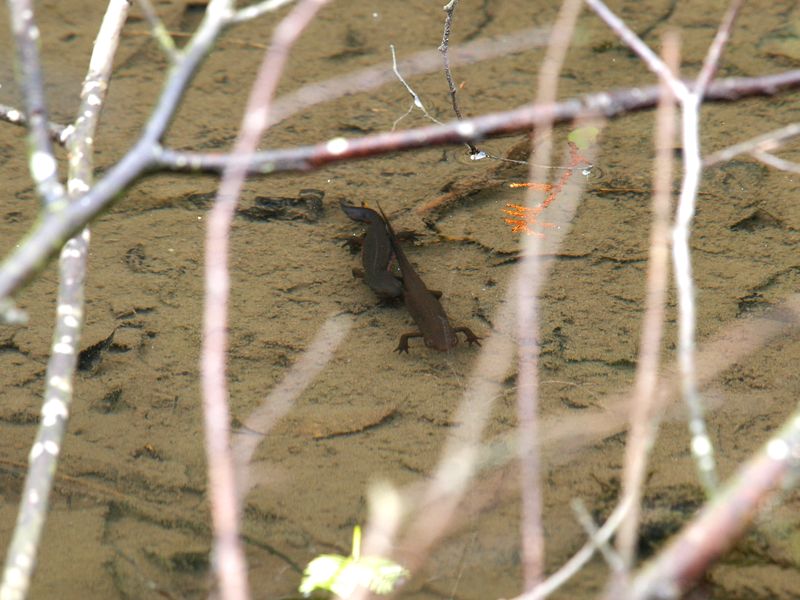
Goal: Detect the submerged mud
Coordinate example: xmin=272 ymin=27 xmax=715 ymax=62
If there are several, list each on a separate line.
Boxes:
xmin=1 ymin=1 xmax=799 ymax=598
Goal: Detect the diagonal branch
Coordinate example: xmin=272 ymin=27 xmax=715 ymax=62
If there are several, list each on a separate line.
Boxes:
xmin=630 ymin=397 xmax=800 ymax=599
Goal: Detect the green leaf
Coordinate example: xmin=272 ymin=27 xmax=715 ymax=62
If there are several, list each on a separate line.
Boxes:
xmin=299 ymin=527 xmax=409 ymax=598
xmin=568 ymin=126 xmax=600 ymax=150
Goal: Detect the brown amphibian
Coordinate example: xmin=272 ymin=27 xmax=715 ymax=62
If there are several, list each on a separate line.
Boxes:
xmin=377 ymin=205 xmax=481 ymax=353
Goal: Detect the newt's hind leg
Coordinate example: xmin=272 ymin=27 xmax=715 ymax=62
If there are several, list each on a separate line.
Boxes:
xmin=395 ymin=331 xmax=423 ymax=353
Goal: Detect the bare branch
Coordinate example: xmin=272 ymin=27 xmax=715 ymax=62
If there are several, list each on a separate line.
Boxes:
xmin=630 ymin=399 xmax=800 ymax=599
xmin=201 ymin=0 xmax=330 ymax=597
xmin=516 ymin=0 xmax=583 ymax=588
xmin=134 ymin=0 xmax=179 ymax=59
xmin=0 ymin=102 xmax=69 ymax=143
xmin=704 ymin=122 xmax=800 ymax=166
xmin=0 ymin=0 xmax=130 ymax=597
xmin=5 ymin=0 xmax=65 ymax=208
xmin=587 ymin=0 xmax=722 ymax=496
xmin=584 ymin=0 xmax=688 ymax=100
xmin=2 ymin=68 xmax=799 ymax=312
xmin=750 ymin=149 xmax=800 ymax=174
xmin=694 ymin=0 xmax=744 ymax=95
xmin=0 ymin=0 xmax=241 ymax=307
xmin=615 ymin=31 xmax=679 ymax=575
xmin=438 ymin=0 xmax=479 ymax=155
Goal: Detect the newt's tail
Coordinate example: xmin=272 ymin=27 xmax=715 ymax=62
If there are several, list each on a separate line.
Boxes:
xmin=375 ymin=202 xmax=396 ymax=237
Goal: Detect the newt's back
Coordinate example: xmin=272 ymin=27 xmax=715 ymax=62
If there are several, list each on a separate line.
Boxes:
xmin=377 ymin=205 xmax=459 ymax=351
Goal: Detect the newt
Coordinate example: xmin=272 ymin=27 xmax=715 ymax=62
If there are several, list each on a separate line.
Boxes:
xmin=340 ymin=201 xmax=404 ymax=300
xmin=377 ymin=204 xmax=481 ymax=353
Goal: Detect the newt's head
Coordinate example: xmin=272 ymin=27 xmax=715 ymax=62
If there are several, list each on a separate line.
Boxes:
xmin=424 ymin=324 xmax=459 ymax=351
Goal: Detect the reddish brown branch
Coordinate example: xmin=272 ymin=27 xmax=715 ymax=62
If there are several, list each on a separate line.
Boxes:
xmin=156 ymin=69 xmax=800 ymax=175
xmin=1 ymin=69 xmax=800 ymax=308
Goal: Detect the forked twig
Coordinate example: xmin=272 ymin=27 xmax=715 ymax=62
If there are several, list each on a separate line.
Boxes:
xmin=704 ymin=122 xmax=800 ymax=167
xmin=513 ymin=498 xmax=632 ymax=600
xmin=0 ymin=1 xmax=130 ymax=598
xmin=389 ymin=44 xmax=443 ymax=130
xmin=630 ymin=399 xmax=800 ymax=599
xmin=586 ymin=0 xmax=744 ymax=496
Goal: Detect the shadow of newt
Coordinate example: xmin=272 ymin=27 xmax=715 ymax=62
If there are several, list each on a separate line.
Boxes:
xmin=377 ymin=204 xmax=481 ymax=353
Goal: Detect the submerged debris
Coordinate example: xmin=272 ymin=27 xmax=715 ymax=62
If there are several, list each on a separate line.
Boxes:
xmin=237 ymin=188 xmax=325 ymax=222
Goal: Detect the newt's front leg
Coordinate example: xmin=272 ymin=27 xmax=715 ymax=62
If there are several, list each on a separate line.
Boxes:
xmin=395 ymin=331 xmax=423 ymax=353
xmin=454 ymin=326 xmax=482 ymax=347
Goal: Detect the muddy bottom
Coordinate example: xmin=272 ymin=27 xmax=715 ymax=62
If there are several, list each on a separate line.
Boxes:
xmin=1 ymin=1 xmax=800 ymax=599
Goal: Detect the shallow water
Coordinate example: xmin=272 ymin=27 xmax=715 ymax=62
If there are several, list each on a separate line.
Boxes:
xmin=1 ymin=1 xmax=800 ymax=598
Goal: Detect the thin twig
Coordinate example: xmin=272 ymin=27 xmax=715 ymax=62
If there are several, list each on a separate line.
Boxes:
xmin=438 ymin=0 xmax=479 ymax=155
xmin=614 ymin=32 xmax=678 ymax=577
xmin=513 ymin=498 xmax=632 ymax=600
xmin=201 ymin=1 xmax=329 ymax=597
xmin=231 ymin=0 xmax=297 ymax=24
xmin=5 ymin=0 xmax=65 ymax=208
xmin=0 ymin=1 xmax=130 ymax=597
xmin=516 ymin=0 xmax=583 ymax=588
xmin=231 ymin=313 xmax=352 ymax=498
xmin=749 ymin=149 xmax=800 ymax=174
xmin=672 ymin=0 xmax=746 ymax=494
xmin=630 ymin=402 xmax=800 ymax=599
xmin=134 ymin=0 xmax=178 ymax=59
xmin=0 ymin=102 xmax=69 ymax=143
xmin=584 ymin=0 xmax=688 ymax=100
xmin=704 ymin=122 xmax=800 ymax=166
xmin=693 ymin=0 xmax=744 ymax=96
xmin=572 ymin=499 xmax=624 ymax=573
xmin=389 ymin=44 xmax=443 ymax=129
xmin=270 ymin=25 xmax=550 ymax=130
